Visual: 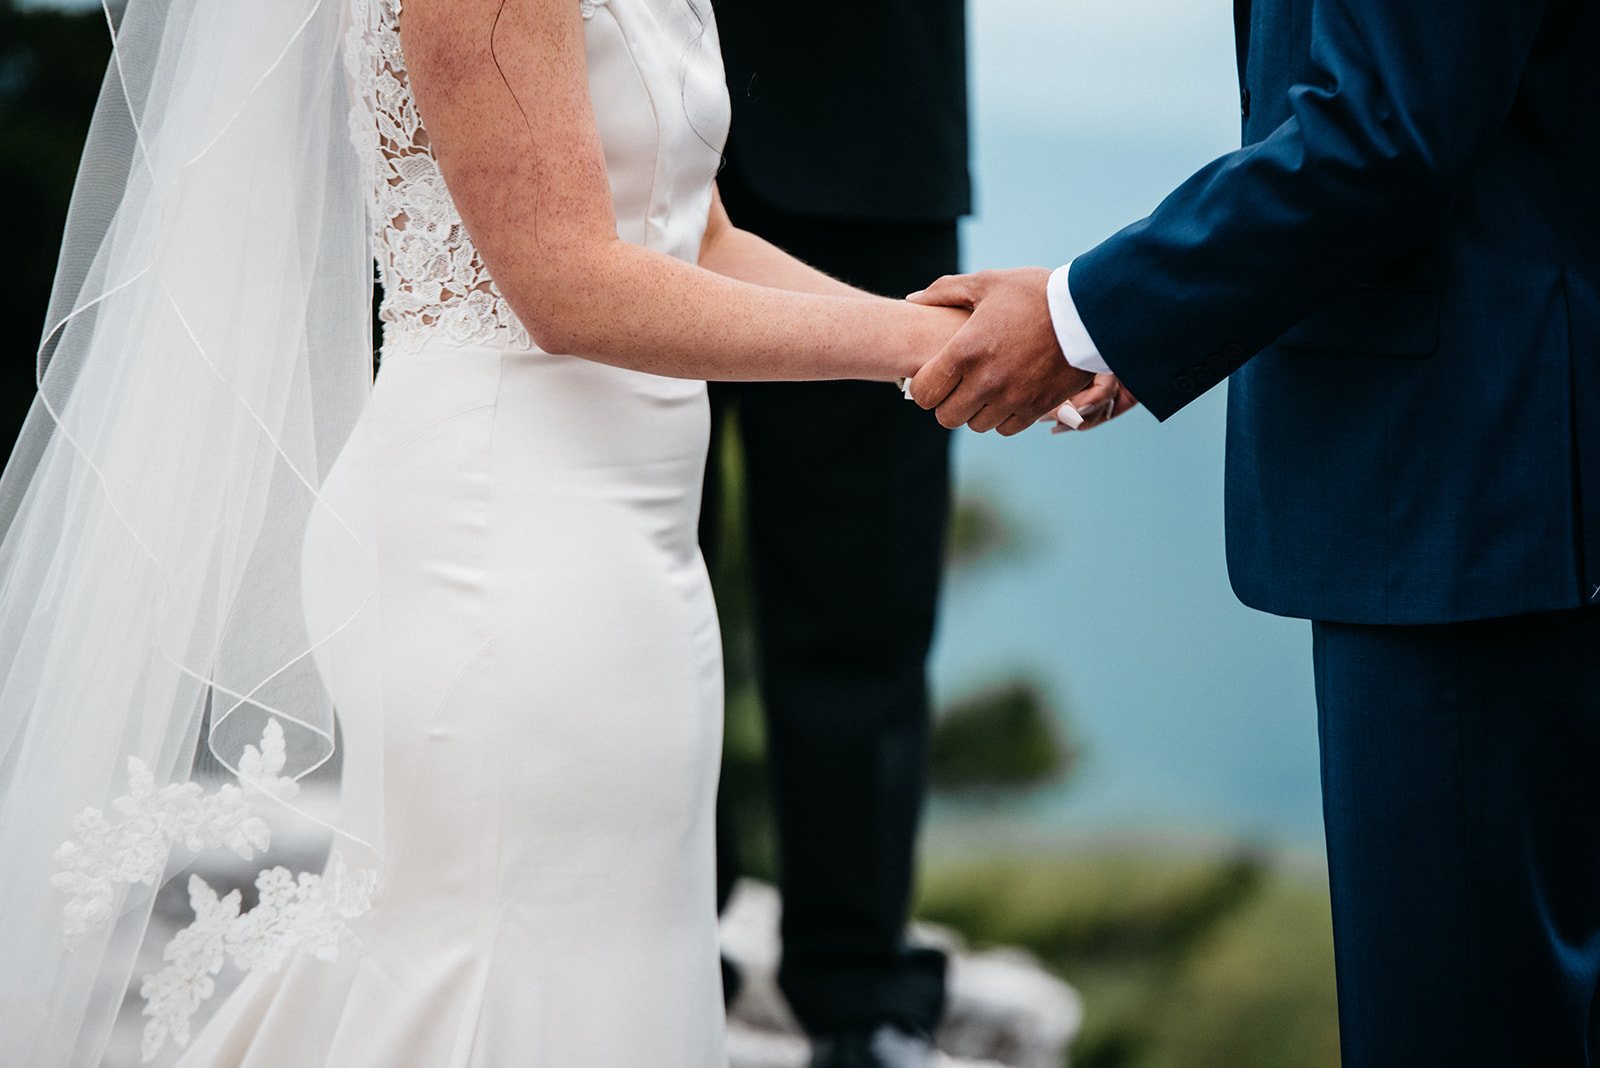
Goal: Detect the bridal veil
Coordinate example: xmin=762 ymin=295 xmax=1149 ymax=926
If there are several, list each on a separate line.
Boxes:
xmin=0 ymin=0 xmax=381 ymax=1063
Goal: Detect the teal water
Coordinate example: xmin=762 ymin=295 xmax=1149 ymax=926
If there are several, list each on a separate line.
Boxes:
xmin=929 ymin=0 xmax=1324 ymax=851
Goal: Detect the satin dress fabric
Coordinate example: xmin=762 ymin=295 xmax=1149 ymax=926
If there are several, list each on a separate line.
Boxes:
xmin=172 ymin=0 xmax=732 ymax=1064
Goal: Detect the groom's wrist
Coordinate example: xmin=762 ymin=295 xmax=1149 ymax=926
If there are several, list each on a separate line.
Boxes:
xmin=1046 ymin=264 xmax=1112 ymax=376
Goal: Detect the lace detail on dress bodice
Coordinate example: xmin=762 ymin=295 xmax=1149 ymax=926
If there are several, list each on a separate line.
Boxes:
xmin=344 ymin=0 xmax=722 ymax=354
xmin=345 ymin=0 xmax=564 ymax=352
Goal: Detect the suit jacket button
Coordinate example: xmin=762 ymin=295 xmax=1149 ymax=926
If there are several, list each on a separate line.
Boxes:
xmin=1240 ymin=88 xmax=1251 ymax=118
xmin=1190 ymin=364 xmax=1213 ymax=386
xmin=1173 ymin=375 xmax=1195 ymax=395
xmin=1223 ymin=342 xmax=1246 ymax=365
xmin=1204 ymin=352 xmax=1227 ymax=375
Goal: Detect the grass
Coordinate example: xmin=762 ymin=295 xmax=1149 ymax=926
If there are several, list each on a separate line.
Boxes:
xmin=916 ymin=848 xmax=1340 ymax=1068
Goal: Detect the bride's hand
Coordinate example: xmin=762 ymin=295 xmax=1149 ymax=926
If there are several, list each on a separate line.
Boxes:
xmin=906 ymin=301 xmax=973 ymax=377
xmin=1038 ymin=373 xmax=1139 ymax=433
xmin=895 ymin=302 xmax=970 ymax=395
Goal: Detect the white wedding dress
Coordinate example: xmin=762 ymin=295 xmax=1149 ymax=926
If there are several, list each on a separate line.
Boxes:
xmin=171 ymin=0 xmax=732 ymax=1064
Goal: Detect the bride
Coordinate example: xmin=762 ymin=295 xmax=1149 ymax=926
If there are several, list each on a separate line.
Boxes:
xmin=0 ymin=0 xmax=1104 ymax=1063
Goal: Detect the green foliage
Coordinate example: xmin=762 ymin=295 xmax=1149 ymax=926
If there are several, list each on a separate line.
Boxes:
xmin=946 ymin=494 xmax=1019 ymax=569
xmin=916 ymin=851 xmax=1339 ymax=1068
xmin=719 ymin=684 xmax=777 ymax=882
xmin=930 ymin=682 xmax=1074 ymax=792
xmin=705 ymin=411 xmax=756 ymax=690
xmin=918 ymin=852 xmax=1264 ymax=967
xmin=1148 ymin=877 xmax=1340 ymax=1068
xmin=704 ymin=410 xmax=777 ymax=881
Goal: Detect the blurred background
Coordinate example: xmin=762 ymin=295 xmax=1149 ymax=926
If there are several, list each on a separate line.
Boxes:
xmin=3 ymin=0 xmax=1337 ymax=1064
xmin=705 ymin=2 xmax=1337 ymax=1064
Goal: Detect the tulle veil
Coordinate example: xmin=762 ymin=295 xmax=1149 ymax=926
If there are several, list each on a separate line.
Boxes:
xmin=0 ymin=0 xmax=381 ymax=1063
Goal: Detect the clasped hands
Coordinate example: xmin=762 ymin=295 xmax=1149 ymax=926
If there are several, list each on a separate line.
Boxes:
xmin=905 ymin=267 xmax=1137 ymax=434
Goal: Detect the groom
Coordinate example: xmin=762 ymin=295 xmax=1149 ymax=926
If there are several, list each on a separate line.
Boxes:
xmin=910 ymin=0 xmax=1600 ymax=1063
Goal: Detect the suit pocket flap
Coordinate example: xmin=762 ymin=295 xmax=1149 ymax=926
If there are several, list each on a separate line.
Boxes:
xmin=1276 ymin=285 xmax=1441 ymax=357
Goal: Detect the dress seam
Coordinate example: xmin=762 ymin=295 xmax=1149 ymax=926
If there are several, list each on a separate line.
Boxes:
xmin=593 ymin=4 xmax=664 ymax=245
xmin=373 ymin=403 xmax=498 ymax=471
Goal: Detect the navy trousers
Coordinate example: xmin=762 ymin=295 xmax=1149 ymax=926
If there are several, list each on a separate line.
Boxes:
xmin=1314 ymin=607 xmax=1600 ymax=1065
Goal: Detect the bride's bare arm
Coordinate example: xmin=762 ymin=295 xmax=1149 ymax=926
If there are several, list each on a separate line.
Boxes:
xmin=400 ymin=0 xmax=964 ymax=381
xmin=696 ymin=187 xmax=865 ymax=299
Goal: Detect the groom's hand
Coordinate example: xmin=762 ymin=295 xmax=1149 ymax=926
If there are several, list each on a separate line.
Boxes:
xmin=906 ymin=267 xmax=1094 ymax=435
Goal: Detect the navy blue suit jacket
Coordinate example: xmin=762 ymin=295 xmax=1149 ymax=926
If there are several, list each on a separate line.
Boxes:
xmin=1070 ymin=0 xmax=1599 ymax=624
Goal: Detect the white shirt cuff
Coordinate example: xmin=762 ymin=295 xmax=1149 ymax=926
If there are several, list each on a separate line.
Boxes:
xmin=1046 ymin=263 xmax=1112 ymax=376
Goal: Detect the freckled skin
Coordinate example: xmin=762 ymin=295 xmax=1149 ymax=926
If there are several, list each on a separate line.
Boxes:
xmin=399 ymin=0 xmax=970 ymax=384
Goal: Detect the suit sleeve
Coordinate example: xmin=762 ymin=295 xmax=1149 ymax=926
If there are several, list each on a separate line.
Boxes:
xmin=1071 ymin=0 xmax=1552 ymax=419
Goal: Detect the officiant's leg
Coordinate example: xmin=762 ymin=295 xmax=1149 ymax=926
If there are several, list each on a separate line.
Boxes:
xmin=736 ymin=373 xmax=951 ymax=1038
xmin=1314 ymin=606 xmax=1600 ymax=1067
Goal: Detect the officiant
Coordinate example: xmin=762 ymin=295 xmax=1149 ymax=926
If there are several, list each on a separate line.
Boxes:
xmin=701 ymin=2 xmax=970 ymax=1065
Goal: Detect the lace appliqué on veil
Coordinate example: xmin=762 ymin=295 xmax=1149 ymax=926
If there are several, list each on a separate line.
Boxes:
xmin=53 ymin=720 xmax=377 ymax=1062
xmin=345 ymin=0 xmax=533 ymax=352
xmin=138 ymin=854 xmax=375 ymax=1060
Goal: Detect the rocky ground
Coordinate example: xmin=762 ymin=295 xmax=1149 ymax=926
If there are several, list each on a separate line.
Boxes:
xmin=721 ymin=880 xmax=1082 ymax=1068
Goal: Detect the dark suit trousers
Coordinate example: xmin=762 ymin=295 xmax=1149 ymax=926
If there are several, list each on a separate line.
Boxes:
xmin=1314 ymin=607 xmax=1600 ymax=1066
xmin=702 ymin=172 xmax=955 ymax=1036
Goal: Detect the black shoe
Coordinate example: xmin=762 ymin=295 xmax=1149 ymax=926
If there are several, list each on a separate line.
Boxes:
xmin=808 ymin=1024 xmax=934 ymax=1068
